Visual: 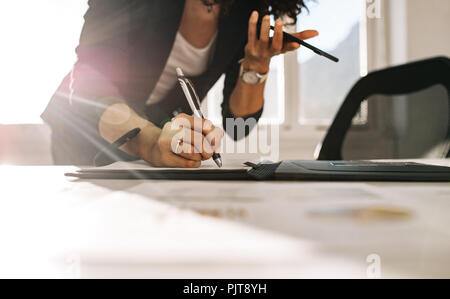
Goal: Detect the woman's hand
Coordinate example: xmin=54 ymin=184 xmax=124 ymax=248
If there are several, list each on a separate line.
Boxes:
xmin=244 ymin=11 xmax=319 ymax=74
xmin=137 ymin=113 xmax=224 ymax=168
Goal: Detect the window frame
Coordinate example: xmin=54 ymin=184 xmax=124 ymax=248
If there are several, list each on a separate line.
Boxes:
xmin=273 ymin=0 xmax=379 ymax=160
xmin=281 ymin=0 xmax=370 ymax=137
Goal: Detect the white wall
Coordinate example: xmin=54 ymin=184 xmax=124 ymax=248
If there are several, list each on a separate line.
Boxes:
xmin=406 ymin=0 xmax=450 ymax=61
xmin=376 ymin=0 xmax=450 ymax=68
xmin=0 ymin=125 xmax=52 ymax=165
xmin=384 ymin=0 xmax=450 ymax=158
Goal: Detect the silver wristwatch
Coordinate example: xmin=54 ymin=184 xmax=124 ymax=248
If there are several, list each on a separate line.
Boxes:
xmin=239 ymin=63 xmax=269 ymax=85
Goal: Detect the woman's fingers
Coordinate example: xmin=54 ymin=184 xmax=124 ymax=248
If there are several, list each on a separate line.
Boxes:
xmin=173 ymin=113 xmax=223 ymax=149
xmin=207 ymin=126 xmax=224 ymax=150
xmin=173 ymin=114 xmax=217 ymax=138
xmin=248 ymin=11 xmax=258 ymax=50
xmin=271 ymin=19 xmax=284 ymax=52
xmin=259 ymin=15 xmax=271 ymax=46
xmin=165 ymin=151 xmax=202 ymax=168
xmin=151 ymin=123 xmax=202 ymax=168
xmin=178 ymin=128 xmax=214 ymax=161
xmin=294 ymin=30 xmax=319 ymax=40
xmin=171 ymin=114 xmax=221 ymax=160
xmin=282 ymin=42 xmax=301 ymax=53
xmin=174 ymin=141 xmax=203 ymax=162
xmin=282 ymin=30 xmax=319 ymax=53
xmin=245 ymin=11 xmax=319 ymax=67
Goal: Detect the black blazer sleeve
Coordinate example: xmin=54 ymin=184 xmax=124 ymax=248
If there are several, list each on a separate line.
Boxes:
xmin=41 ymin=0 xmax=135 ymax=137
xmin=221 ymin=42 xmax=264 ymax=141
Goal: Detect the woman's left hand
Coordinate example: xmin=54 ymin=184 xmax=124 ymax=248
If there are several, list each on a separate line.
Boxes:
xmin=244 ymin=11 xmax=319 ymax=74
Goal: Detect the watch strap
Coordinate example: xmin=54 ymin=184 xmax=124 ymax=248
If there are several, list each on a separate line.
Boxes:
xmin=239 ymin=59 xmax=269 ymax=84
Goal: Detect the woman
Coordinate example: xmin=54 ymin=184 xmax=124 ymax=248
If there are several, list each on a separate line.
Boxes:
xmin=42 ymin=0 xmax=317 ymax=167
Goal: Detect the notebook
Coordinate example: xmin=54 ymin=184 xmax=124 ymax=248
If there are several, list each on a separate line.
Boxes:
xmin=66 ymin=159 xmax=252 ymax=180
xmin=65 ymin=159 xmax=450 ymax=182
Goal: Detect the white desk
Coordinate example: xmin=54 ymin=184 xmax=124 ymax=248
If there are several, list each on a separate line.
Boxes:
xmin=1 ymin=160 xmax=449 ymax=278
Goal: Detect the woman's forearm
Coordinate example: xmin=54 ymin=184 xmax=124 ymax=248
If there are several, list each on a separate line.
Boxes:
xmin=228 ymin=54 xmax=270 ymax=118
xmin=98 ymin=103 xmax=159 ymax=157
xmin=228 ymin=77 xmax=266 ymax=118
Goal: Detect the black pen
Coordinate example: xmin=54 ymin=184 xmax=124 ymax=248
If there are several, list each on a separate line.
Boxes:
xmin=270 ymin=25 xmax=339 ymax=63
xmin=93 ymin=128 xmax=141 ymax=167
xmin=176 ymin=67 xmax=223 ymax=168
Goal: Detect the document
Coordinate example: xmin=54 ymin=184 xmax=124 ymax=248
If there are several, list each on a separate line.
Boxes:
xmin=66 ymin=158 xmax=255 ymax=180
xmin=89 ymin=159 xmax=252 ymax=172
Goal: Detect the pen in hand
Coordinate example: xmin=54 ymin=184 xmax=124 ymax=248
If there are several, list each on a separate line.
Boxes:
xmin=269 ymin=25 xmax=339 ymax=63
xmin=176 ymin=67 xmax=223 ymax=168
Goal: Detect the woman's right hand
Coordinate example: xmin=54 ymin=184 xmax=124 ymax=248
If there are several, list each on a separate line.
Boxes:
xmin=137 ymin=113 xmax=224 ymax=168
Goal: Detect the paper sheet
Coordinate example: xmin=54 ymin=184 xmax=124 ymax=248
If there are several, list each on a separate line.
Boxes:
xmin=86 ymin=159 xmax=450 ymax=172
xmin=92 ymin=159 xmax=252 ymax=171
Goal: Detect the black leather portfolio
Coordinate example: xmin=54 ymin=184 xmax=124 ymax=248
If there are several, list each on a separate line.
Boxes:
xmin=66 ymin=160 xmax=450 ymax=182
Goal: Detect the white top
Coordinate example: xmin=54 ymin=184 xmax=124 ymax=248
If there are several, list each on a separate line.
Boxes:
xmin=146 ymin=31 xmax=218 ymax=105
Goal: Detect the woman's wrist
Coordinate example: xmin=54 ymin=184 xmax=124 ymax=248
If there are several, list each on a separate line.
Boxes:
xmin=128 ymin=123 xmax=162 ymax=160
xmin=99 ymin=103 xmax=158 ymax=159
xmin=241 ymin=56 xmax=271 ymax=74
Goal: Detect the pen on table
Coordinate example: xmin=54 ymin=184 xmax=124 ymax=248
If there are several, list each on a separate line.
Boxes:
xmin=270 ymin=25 xmax=339 ymax=63
xmin=176 ymin=67 xmax=223 ymax=168
xmin=93 ymin=128 xmax=141 ymax=167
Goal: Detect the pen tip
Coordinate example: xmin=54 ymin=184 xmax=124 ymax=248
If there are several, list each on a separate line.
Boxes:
xmin=176 ymin=67 xmax=184 ymax=77
xmin=214 ymin=158 xmax=223 ymax=168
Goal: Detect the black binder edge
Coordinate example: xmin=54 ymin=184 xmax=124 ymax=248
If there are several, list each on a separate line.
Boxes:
xmin=65 ymin=161 xmax=450 ymax=182
xmin=65 ymin=169 xmax=253 ymax=181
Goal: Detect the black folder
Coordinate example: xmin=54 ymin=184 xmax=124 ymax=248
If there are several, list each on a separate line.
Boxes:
xmin=66 ymin=160 xmax=450 ymax=182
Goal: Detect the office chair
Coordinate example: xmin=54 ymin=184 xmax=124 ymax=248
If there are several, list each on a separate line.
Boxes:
xmin=318 ymin=56 xmax=450 ymax=161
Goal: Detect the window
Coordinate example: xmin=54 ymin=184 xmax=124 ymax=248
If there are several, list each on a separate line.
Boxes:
xmin=297 ymin=0 xmax=367 ymax=125
xmin=0 ymin=1 xmax=88 ymax=124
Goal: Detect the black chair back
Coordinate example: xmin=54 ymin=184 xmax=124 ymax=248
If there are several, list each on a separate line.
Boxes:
xmin=318 ymin=56 xmax=450 ymax=160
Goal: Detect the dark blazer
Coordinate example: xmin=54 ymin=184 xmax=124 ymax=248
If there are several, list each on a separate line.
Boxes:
xmin=42 ymin=0 xmax=264 ymax=165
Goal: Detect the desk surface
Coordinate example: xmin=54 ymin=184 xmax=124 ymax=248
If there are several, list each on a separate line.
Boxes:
xmin=1 ymin=159 xmax=449 ymax=278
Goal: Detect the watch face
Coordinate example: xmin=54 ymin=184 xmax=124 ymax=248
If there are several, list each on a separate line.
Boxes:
xmin=243 ymin=71 xmax=260 ymax=85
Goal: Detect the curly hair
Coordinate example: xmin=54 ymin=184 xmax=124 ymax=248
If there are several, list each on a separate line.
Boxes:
xmin=202 ymin=0 xmax=309 ymax=23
